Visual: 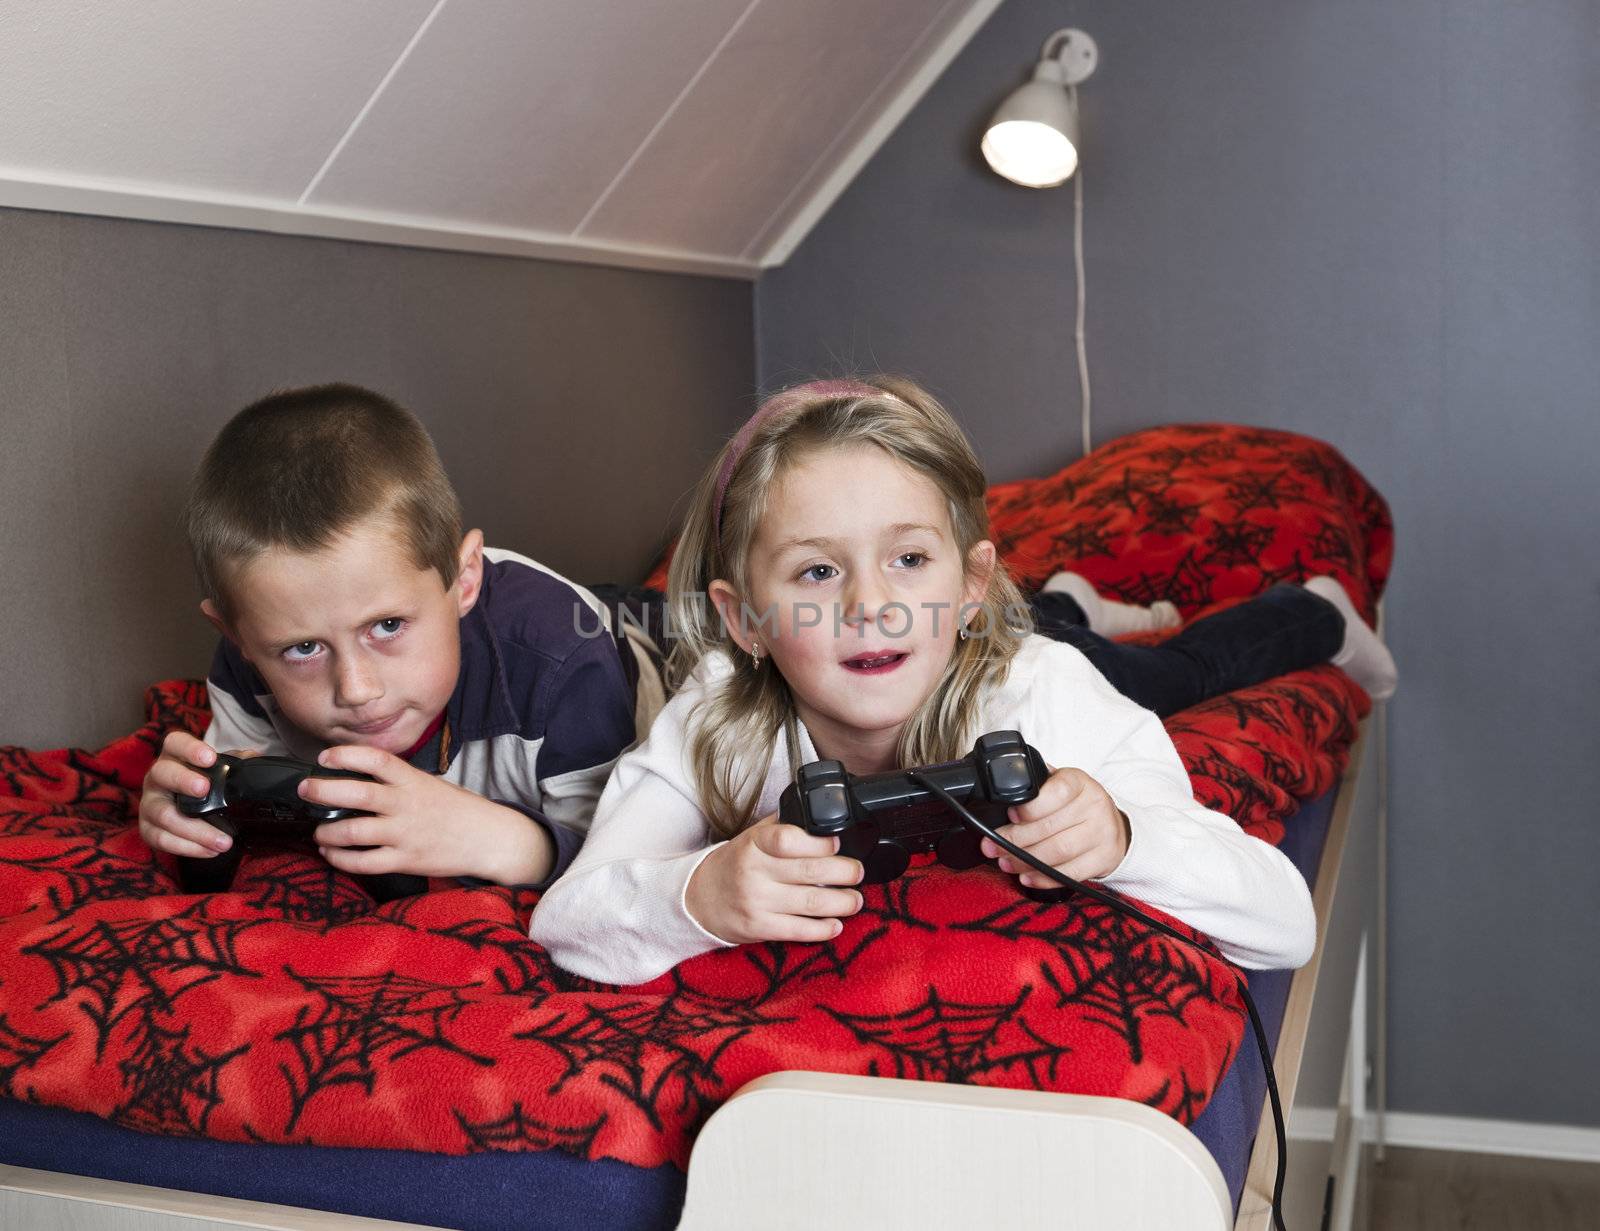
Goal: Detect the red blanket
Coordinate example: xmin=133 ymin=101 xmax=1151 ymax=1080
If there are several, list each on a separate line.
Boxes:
xmin=0 ymin=424 xmax=1383 ymax=1167
xmin=984 ymin=421 xmax=1392 ymax=625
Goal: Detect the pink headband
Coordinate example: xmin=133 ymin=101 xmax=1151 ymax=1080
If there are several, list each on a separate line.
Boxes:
xmin=713 ymin=379 xmax=886 ymax=549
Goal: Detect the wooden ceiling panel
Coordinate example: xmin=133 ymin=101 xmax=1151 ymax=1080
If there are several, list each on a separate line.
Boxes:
xmin=574 ymin=0 xmax=958 ymax=257
xmin=0 ymin=0 xmax=434 ymax=200
xmin=304 ymin=0 xmax=752 ymax=236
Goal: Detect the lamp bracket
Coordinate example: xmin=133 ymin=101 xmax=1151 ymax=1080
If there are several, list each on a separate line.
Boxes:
xmin=1038 ymin=28 xmax=1097 ymax=87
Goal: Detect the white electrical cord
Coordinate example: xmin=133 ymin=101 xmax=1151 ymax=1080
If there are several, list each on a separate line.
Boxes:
xmin=1375 ymin=694 xmax=1389 ymax=1165
xmin=1070 ymin=85 xmax=1092 ymax=457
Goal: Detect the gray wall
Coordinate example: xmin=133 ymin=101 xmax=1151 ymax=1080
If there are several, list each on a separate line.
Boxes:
xmin=1 ymin=207 xmax=753 ymax=750
xmin=759 ymin=2 xmax=1600 ymax=1127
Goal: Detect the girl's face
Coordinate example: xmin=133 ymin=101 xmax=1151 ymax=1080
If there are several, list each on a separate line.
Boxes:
xmin=711 ymin=444 xmax=994 ymax=772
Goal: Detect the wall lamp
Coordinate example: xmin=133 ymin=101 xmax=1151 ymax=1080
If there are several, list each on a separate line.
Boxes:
xmin=981 ymin=29 xmax=1098 ymax=188
xmin=980 ymin=28 xmax=1101 ymax=455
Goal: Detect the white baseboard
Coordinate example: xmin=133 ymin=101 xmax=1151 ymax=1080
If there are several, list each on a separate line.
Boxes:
xmin=1290 ymin=1106 xmax=1600 ymax=1164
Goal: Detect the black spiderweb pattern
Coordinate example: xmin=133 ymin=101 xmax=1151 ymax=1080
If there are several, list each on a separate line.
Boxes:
xmin=22 ymin=903 xmax=262 ymax=1055
xmin=427 ymin=917 xmax=559 ymax=997
xmin=823 ymin=986 xmax=1065 ymax=1085
xmin=516 ymin=975 xmax=785 ymax=1132
xmin=954 ymin=897 xmax=1236 ymax=1069
xmin=0 ymin=804 xmax=120 ymax=840
xmin=111 ymin=1014 xmax=249 ymax=1137
xmin=0 ymin=1011 xmax=69 ymax=1098
xmin=859 ymin=871 xmax=938 ymax=933
xmin=241 ymin=854 xmax=375 ymax=926
xmin=275 ymin=969 xmax=495 ymax=1133
xmin=0 ymin=749 xmax=110 ymax=815
xmin=453 ymin=1102 xmax=607 ymax=1154
xmin=1209 ymin=520 xmax=1277 ymax=569
xmin=0 ymin=843 xmax=173 ymax=919
xmin=1118 ymin=547 xmax=1217 ymax=610
xmin=736 ymin=920 xmax=893 ymax=1004
xmin=1047 ymin=516 xmax=1119 ymax=563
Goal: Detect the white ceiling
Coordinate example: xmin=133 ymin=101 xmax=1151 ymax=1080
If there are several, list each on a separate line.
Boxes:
xmin=0 ymin=0 xmax=1002 ymax=278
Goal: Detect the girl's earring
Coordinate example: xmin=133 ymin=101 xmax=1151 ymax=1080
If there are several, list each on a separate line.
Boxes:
xmin=751 ymin=641 xmax=763 ymax=666
xmin=958 ymin=622 xmax=970 ymax=642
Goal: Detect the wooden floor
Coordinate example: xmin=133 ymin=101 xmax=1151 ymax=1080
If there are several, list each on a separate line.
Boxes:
xmin=1367 ymin=1147 xmax=1600 ymax=1231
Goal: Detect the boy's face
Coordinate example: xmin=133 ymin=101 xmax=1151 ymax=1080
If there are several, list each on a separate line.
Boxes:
xmin=205 ymin=517 xmax=482 ymax=757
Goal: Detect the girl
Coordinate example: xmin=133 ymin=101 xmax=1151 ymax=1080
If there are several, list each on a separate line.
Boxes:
xmin=533 ymin=378 xmax=1344 ymax=985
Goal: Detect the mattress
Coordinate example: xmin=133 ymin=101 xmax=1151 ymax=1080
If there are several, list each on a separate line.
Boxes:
xmin=1189 ymin=784 xmax=1337 ymax=1205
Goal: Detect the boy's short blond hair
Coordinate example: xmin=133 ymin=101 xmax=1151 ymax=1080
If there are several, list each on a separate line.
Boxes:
xmin=186 ymin=383 xmax=463 ymax=618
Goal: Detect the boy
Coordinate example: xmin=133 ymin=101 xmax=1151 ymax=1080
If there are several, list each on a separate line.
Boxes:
xmin=138 ymin=383 xmax=638 ymax=889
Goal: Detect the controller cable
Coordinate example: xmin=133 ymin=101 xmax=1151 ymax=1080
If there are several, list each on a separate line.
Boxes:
xmin=905 ymin=771 xmax=1291 ymax=1231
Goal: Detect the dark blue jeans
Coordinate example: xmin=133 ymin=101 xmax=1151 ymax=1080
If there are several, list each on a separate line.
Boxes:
xmin=1029 ymin=584 xmax=1343 ymax=717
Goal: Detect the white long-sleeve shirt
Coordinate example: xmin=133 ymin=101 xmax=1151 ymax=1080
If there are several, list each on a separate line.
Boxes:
xmin=530 ymin=634 xmax=1317 ymax=983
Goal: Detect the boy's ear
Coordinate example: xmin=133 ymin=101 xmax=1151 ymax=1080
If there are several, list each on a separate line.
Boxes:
xmin=707 ymin=579 xmax=756 ymax=655
xmin=963 ymin=540 xmax=998 ymax=610
xmin=454 ymin=529 xmax=486 ymax=616
xmin=199 ymin=599 xmax=243 ymax=654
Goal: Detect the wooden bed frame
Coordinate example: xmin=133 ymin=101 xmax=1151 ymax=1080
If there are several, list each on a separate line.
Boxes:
xmin=0 ymin=713 xmax=1385 ymax=1231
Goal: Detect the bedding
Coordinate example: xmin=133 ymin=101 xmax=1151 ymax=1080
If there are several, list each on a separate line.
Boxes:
xmin=0 ymin=423 xmax=1384 ymax=1178
xmin=0 ymin=784 xmax=1337 ymax=1230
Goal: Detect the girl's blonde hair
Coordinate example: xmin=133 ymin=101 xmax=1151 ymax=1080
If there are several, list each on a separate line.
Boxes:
xmin=666 ymin=375 xmax=1032 ymax=839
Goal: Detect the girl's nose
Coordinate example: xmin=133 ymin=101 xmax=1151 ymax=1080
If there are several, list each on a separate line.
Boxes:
xmin=842 ymin=576 xmax=892 ymax=631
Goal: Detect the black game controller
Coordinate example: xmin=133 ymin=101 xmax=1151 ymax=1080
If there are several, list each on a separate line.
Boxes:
xmin=778 ymin=731 xmax=1050 ymax=884
xmin=175 ymin=753 xmax=426 ymax=902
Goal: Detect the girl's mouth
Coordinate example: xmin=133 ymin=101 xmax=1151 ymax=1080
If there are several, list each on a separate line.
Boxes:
xmin=841 ymin=651 xmax=909 ymax=675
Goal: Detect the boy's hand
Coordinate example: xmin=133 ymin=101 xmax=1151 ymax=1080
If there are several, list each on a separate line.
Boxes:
xmin=685 ymin=815 xmax=865 ymax=946
xmin=138 ymin=731 xmax=245 ymax=859
xmin=304 ymin=745 xmax=553 ymax=885
xmin=980 ymin=766 xmax=1131 ymax=888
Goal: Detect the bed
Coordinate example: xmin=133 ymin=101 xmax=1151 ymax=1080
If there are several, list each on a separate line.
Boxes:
xmin=0 ymin=423 xmax=1389 ymax=1230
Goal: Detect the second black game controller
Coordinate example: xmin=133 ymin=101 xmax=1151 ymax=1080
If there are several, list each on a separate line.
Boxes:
xmin=175 ymin=753 xmax=426 ymax=902
xmin=778 ymin=730 xmax=1049 ymax=883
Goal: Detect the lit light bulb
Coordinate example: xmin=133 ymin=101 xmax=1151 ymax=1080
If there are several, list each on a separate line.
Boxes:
xmin=981 ymin=118 xmax=1078 ymax=188
xmin=981 ymin=29 xmax=1096 ymax=189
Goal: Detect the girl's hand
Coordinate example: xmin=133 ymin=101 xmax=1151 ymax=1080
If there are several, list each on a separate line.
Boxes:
xmin=685 ymin=814 xmax=865 ymax=945
xmin=980 ymin=766 xmax=1131 ymax=888
xmin=304 ymin=745 xmax=554 ymax=885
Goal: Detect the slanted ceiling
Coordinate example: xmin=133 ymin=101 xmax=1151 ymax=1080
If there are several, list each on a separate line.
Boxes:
xmin=0 ymin=0 xmax=1001 ymax=279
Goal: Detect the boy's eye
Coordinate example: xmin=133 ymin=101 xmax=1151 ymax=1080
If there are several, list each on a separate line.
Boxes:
xmin=282 ymin=641 xmax=322 ymax=662
xmin=372 ymin=618 xmax=406 ymax=639
xmin=800 ymin=564 xmax=838 ymax=583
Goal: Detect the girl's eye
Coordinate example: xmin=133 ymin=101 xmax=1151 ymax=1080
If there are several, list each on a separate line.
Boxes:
xmin=372 ymin=618 xmax=406 ymax=640
xmin=800 ymin=563 xmax=838 ymax=584
xmin=895 ymin=552 xmax=929 ymax=569
xmin=283 ymin=641 xmax=322 ymax=663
